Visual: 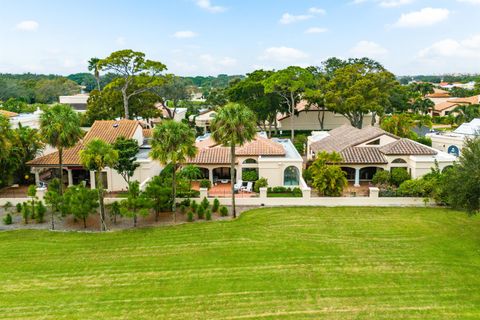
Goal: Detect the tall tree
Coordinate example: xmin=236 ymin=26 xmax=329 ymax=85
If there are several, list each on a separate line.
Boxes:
xmin=153 ymin=75 xmax=190 ymax=119
xmin=453 ymin=104 xmax=480 ymax=125
xmin=80 ymin=139 xmax=119 ymax=231
xmin=380 ymin=114 xmax=415 ymax=138
xmin=40 ymin=104 xmax=83 ymax=194
xmin=308 ymin=151 xmax=347 ymax=197
xmin=64 ymin=185 xmax=99 ymax=229
xmin=144 ymin=175 xmax=172 ymax=222
xmin=88 ymin=57 xmax=101 ymax=91
xmin=120 ymin=181 xmax=149 ymax=227
xmin=11 ymin=124 xmax=45 ymax=183
xmin=44 ymin=178 xmax=63 ymax=230
xmin=324 ymin=63 xmax=396 ymax=128
xmin=98 ymin=49 xmax=167 ymax=119
xmin=150 ymin=121 xmax=197 ymax=222
xmin=210 ymin=103 xmax=257 ymax=218
xmin=263 ymin=66 xmax=314 ymax=140
xmin=113 ymin=137 xmax=139 ymax=184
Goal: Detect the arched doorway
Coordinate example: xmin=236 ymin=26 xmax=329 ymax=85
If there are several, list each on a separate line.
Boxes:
xmin=284 ymin=166 xmax=300 ymax=186
xmin=359 ymin=167 xmax=382 ymax=181
xmin=340 ymin=167 xmax=356 ymax=181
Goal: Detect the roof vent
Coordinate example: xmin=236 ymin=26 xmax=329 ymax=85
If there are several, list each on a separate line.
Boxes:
xmin=113 ymin=123 xmax=119 ymax=128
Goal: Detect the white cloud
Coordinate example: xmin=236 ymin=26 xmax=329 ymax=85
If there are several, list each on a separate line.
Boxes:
xmin=305 ymin=27 xmax=328 ymax=34
xmin=418 ymin=34 xmax=480 ymax=59
xmin=279 ymin=13 xmax=313 ymax=24
xmin=173 ymin=30 xmax=198 ymax=39
xmin=259 ymin=46 xmax=308 ymax=63
xmin=394 ymin=7 xmax=449 ymax=28
xmin=195 ymin=0 xmax=226 ymax=13
xmin=116 ymin=36 xmax=126 ymax=46
xmin=350 ymin=41 xmax=388 ymax=58
xmin=308 ymin=7 xmax=326 ymax=15
xmin=15 ymin=20 xmax=39 ymax=31
xmin=457 ymin=0 xmax=480 ymax=4
xmin=379 ymin=0 xmax=414 ymax=7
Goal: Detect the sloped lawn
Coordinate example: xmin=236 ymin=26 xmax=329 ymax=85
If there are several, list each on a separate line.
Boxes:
xmin=0 ymin=207 xmax=479 ymax=319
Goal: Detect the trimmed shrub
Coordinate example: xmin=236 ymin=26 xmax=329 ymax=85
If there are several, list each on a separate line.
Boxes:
xmin=201 ymin=197 xmax=210 ymax=210
xmin=177 ymin=190 xmax=200 ymax=198
xmin=3 ymin=213 xmax=12 ymax=225
xmin=292 ymin=187 xmax=302 ymax=197
xmin=199 ymin=179 xmax=212 ymax=189
xmin=187 ymin=211 xmax=194 ymax=222
xmin=3 ymin=201 xmax=12 ymax=213
xmin=21 ymin=203 xmax=30 ymax=224
xmin=253 ymin=178 xmax=268 ymax=193
xmin=180 ymin=205 xmax=186 ymax=214
xmin=416 ymin=136 xmax=432 ymax=147
xmin=197 ymin=206 xmax=205 ymax=219
xmin=16 ymin=203 xmax=22 ymax=213
xmin=205 ymin=209 xmax=212 ymax=221
xmin=379 ymin=187 xmax=399 ymax=197
xmin=212 ymin=198 xmax=220 ymax=213
xmin=397 ymin=179 xmax=434 ymax=197
xmin=390 ymin=168 xmax=411 ymax=187
xmin=190 ymin=200 xmax=198 ymax=213
xmin=179 ymin=199 xmax=191 ymax=207
xmin=36 ymin=202 xmax=47 ymax=223
xmin=372 ymin=170 xmax=390 ymax=186
xmin=220 ymin=206 xmax=228 ymax=217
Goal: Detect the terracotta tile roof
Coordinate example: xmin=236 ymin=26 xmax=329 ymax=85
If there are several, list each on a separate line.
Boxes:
xmin=142 ymin=129 xmax=153 ymax=138
xmin=0 ymin=110 xmax=19 ymax=118
xmin=380 ymin=139 xmax=437 ymax=156
xmin=189 ymin=135 xmax=285 ymax=164
xmin=426 ymin=88 xmax=451 ymax=98
xmin=434 ymin=95 xmax=480 ymax=112
xmin=339 ymin=147 xmax=387 ymax=164
xmin=277 ymin=100 xmax=324 ymax=121
xmin=310 ymin=125 xmax=394 ymax=153
xmin=187 ymin=147 xmax=231 ymax=164
xmin=28 ymin=120 xmax=141 ymax=167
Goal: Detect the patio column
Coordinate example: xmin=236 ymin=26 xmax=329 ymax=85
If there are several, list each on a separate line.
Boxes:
xmin=67 ymin=169 xmax=73 ymax=187
xmin=354 ymin=168 xmax=360 ymax=187
xmin=33 ymin=169 xmax=40 ymax=186
xmin=208 ymin=168 xmax=213 ymax=183
xmin=90 ymin=171 xmax=96 ymax=189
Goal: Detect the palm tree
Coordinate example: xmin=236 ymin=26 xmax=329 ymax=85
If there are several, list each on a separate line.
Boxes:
xmin=453 ymin=104 xmax=480 ymax=125
xmin=150 ymin=121 xmax=197 ymax=222
xmin=179 ymin=165 xmax=203 ymax=188
xmin=88 ymin=57 xmax=101 ymax=91
xmin=40 ymin=104 xmax=83 ymax=194
xmin=80 ymin=139 xmax=119 ymax=231
xmin=210 ymin=103 xmax=257 ymax=218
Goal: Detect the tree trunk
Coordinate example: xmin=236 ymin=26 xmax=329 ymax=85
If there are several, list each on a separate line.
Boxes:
xmin=155 ymin=209 xmax=159 ymax=222
xmin=230 ymin=144 xmax=236 ymax=218
xmin=51 ymin=212 xmax=55 ymax=230
xmin=95 ymin=72 xmax=101 ymax=91
xmin=83 ymin=217 xmax=87 ymax=229
xmin=318 ymin=108 xmax=326 ymax=131
xmin=371 ymin=112 xmax=377 ymax=126
xmin=290 ymin=93 xmax=295 ymax=141
xmin=172 ymin=163 xmax=177 ymax=223
xmin=59 ymin=147 xmax=64 ymax=195
xmin=133 ymin=213 xmax=137 ymax=227
xmin=122 ymin=87 xmax=129 ymax=119
xmin=96 ymin=171 xmax=107 ymax=231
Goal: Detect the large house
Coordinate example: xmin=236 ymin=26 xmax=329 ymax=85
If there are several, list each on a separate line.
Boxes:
xmin=187 ymin=133 xmax=304 ymax=188
xmin=59 ymin=93 xmax=89 ymax=112
xmin=429 ymin=118 xmax=480 ymax=157
xmin=28 ymin=120 xmax=162 ymax=192
xmin=307 ymin=125 xmax=455 ymax=186
xmin=429 ymin=95 xmax=480 ymax=117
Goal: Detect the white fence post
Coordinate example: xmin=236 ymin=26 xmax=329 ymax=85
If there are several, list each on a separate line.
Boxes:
xmin=302 ymin=187 xmax=311 ymax=199
xmin=259 ymin=187 xmax=267 ymax=199
xmin=199 ymin=188 xmax=208 ymax=199
xmin=36 ymin=187 xmax=47 ymax=201
xmin=369 ymin=187 xmax=379 ymax=198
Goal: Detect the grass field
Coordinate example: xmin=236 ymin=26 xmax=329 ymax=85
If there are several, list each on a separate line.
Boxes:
xmin=1 ymin=207 xmax=480 ymax=319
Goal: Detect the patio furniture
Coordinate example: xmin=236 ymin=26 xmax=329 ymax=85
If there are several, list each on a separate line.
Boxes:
xmin=241 ymin=182 xmax=253 ymax=193
xmin=234 ymin=180 xmax=243 ymax=192
xmin=220 ymin=179 xmax=229 ymax=184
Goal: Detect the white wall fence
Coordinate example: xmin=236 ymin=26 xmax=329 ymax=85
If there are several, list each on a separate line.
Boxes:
xmin=0 ymin=187 xmax=432 ymax=208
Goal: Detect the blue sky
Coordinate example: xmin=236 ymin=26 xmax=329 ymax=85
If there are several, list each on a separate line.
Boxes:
xmin=0 ymin=0 xmax=479 ymax=76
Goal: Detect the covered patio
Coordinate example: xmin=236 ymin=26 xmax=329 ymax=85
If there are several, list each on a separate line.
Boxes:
xmin=191 ymin=181 xmax=256 ymax=198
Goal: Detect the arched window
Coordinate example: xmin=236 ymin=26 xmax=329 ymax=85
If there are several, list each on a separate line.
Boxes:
xmin=392 ymin=158 xmax=407 ymax=164
xmin=284 ymin=166 xmax=300 ymax=186
xmin=243 ymin=158 xmax=257 ymax=164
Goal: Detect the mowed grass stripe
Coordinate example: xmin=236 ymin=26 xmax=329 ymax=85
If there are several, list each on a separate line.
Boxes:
xmin=0 ymin=207 xmax=479 ymax=319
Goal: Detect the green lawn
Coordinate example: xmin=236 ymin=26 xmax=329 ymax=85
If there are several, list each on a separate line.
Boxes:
xmin=1 ymin=207 xmax=480 ymax=319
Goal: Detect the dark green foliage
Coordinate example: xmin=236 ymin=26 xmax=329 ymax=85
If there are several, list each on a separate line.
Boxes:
xmin=187 ymin=211 xmax=194 ymax=222
xmin=220 ymin=206 xmax=229 ymax=217
xmin=3 ymin=213 xmax=12 ymax=225
xmin=199 ymin=179 xmax=212 ymax=189
xmin=16 ymin=203 xmax=22 ymax=213
xmin=109 ymin=201 xmax=121 ymax=224
xmin=253 ymin=178 xmax=268 ymax=193
xmin=212 ymin=198 xmax=220 ymax=213
xmin=113 ymin=137 xmax=140 ymax=184
xmin=36 ymin=202 xmax=46 ymax=223
xmin=397 ymin=179 xmax=435 ymax=197
xmin=63 ymin=185 xmax=99 ymax=229
xmin=179 ymin=199 xmax=191 ymax=207
xmin=200 ymin=197 xmax=209 ymax=210
xmin=21 ymin=203 xmax=30 ymax=224
xmin=144 ymin=175 xmax=173 ymax=222
xmin=293 ymin=134 xmax=307 ymax=155
xmin=242 ymin=170 xmax=258 ymax=182
xmin=190 ymin=200 xmax=198 ymax=213
xmin=415 ymin=136 xmax=432 ymax=147
xmin=390 ymin=168 xmax=411 ymax=187
xmin=180 ymin=205 xmax=186 ymax=214
xmin=206 ymin=209 xmax=212 ymax=221
xmin=372 ymin=170 xmax=391 ymax=187
xmin=197 ymin=206 xmax=205 ymax=219
xmin=267 ymin=186 xmax=303 ymax=198
xmin=120 ymin=181 xmax=149 ymax=227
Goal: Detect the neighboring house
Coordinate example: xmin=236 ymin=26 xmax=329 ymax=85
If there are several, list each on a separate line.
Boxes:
xmin=153 ymin=103 xmax=188 ymax=123
xmin=426 ymin=88 xmax=451 ymax=105
xmin=189 ymin=110 xmax=216 ymax=133
xmin=8 ymin=108 xmax=43 ymax=129
xmin=429 ymin=118 xmax=480 ymax=157
xmin=28 ymin=120 xmax=162 ymax=192
xmin=0 ymin=110 xmax=18 ymax=118
xmin=59 ymin=93 xmax=89 ymax=112
xmin=307 ymin=125 xmax=455 ymax=186
xmin=187 ymin=134 xmax=304 ymax=188
xmin=430 ymin=95 xmax=480 ymax=117
xmin=277 ymin=101 xmax=376 ymax=131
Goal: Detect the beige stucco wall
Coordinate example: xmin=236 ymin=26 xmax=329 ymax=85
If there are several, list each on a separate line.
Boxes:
xmin=430 ymin=134 xmax=464 ymax=154
xmin=278 ymin=111 xmax=375 ymax=131
xmin=105 ymin=159 xmax=162 ymax=192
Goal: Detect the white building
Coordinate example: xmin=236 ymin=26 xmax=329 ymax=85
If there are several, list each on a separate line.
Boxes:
xmin=59 ymin=93 xmax=89 ymax=112
xmin=28 ymin=120 xmax=162 ymax=192
xmin=429 ymin=118 xmax=480 ymax=157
